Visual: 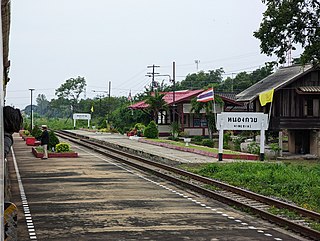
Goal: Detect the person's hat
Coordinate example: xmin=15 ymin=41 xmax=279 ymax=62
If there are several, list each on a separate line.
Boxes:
xmin=41 ymin=125 xmax=47 ymax=128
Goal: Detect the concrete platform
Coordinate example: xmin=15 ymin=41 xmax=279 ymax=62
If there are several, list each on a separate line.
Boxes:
xmin=7 ymin=133 xmax=307 ymax=240
xmin=65 ymin=130 xmax=252 ymax=164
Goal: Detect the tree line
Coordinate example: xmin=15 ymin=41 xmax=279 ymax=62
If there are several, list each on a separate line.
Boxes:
xmin=23 ymin=65 xmax=273 ymax=133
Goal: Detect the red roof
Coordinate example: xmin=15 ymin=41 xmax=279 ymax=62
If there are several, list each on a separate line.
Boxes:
xmin=129 ymin=89 xmax=243 ymax=110
xmin=129 ymin=90 xmax=203 ymax=109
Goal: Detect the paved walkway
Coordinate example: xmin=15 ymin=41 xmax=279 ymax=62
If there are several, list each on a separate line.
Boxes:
xmin=65 ymin=130 xmax=251 ymax=164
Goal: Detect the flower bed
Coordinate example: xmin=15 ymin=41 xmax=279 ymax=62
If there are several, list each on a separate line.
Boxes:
xmin=32 ymin=147 xmax=78 ymax=158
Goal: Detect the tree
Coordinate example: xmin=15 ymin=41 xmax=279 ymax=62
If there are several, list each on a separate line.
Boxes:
xmin=175 ymin=68 xmax=224 ymax=91
xmin=254 ymin=0 xmax=320 ymax=65
xmin=55 ymin=76 xmax=86 ymax=112
xmin=36 ymin=94 xmax=50 ymax=115
xmin=145 ymin=91 xmax=167 ymax=123
xmin=217 ymin=64 xmax=274 ymax=92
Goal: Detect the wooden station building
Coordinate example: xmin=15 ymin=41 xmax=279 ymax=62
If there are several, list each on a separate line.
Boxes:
xmin=236 ymin=64 xmax=320 ymax=155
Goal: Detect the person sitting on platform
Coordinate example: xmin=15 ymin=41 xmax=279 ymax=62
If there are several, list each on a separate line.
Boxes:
xmin=3 ymin=106 xmax=23 ymax=159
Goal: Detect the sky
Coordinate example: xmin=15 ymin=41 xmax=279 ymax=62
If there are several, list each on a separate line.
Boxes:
xmin=5 ymin=0 xmax=302 ymax=109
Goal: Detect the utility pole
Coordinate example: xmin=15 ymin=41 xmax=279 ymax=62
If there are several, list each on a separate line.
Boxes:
xmin=107 ymin=81 xmax=111 ymax=124
xmin=194 ymin=60 xmax=200 ymax=72
xmin=29 ymin=88 xmax=35 ymax=130
xmin=147 ymin=64 xmax=160 ymax=92
xmin=172 ymin=61 xmax=176 ymax=123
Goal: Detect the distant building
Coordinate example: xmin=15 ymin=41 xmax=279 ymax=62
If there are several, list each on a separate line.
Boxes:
xmin=129 ymin=90 xmax=243 ymax=136
xmin=236 ymin=64 xmax=320 ymax=155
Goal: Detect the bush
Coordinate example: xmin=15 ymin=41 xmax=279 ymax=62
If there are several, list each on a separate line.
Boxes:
xmin=233 ymin=136 xmax=246 ymax=151
xmin=248 ymin=142 xmax=260 ymax=155
xmin=144 ymin=121 xmax=158 ymax=139
xmin=31 ymin=125 xmax=42 ymax=139
xmin=201 ymin=139 xmax=214 ymax=147
xmin=23 ymin=130 xmax=30 ymax=136
xmin=223 ymin=131 xmax=232 ymax=149
xmin=168 ymin=136 xmax=179 ymax=141
xmin=48 ymin=131 xmax=60 ymax=151
xmin=56 ymin=143 xmax=71 ymax=153
xmin=192 ymin=136 xmax=203 ymax=142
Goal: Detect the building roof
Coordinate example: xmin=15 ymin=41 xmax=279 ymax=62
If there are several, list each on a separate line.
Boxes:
xmin=236 ymin=64 xmax=315 ymax=102
xmin=129 ymin=89 xmax=243 ymax=110
xmin=129 ymin=90 xmax=203 ymax=110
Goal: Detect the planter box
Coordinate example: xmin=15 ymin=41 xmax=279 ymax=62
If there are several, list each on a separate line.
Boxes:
xmin=26 ymin=137 xmax=36 ymax=146
xmin=32 ymin=147 xmax=78 ymax=158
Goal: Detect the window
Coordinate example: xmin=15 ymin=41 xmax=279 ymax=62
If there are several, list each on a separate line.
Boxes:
xmin=200 ymin=119 xmax=208 ymax=127
xmin=193 ymin=118 xmax=201 ymax=127
xmin=157 ymin=111 xmax=167 ymax=125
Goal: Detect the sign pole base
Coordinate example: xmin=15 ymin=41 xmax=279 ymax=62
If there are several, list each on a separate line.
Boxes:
xmin=218 ymin=153 xmax=223 ymax=161
xmin=260 ymin=153 xmax=264 ymax=161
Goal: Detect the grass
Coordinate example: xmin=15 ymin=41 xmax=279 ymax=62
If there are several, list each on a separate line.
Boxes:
xmin=180 ymin=161 xmax=320 ymax=213
xmin=145 ymin=138 xmax=244 ymax=155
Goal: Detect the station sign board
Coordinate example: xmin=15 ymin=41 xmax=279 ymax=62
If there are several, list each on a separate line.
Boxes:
xmin=73 ymin=113 xmax=91 ymax=120
xmin=216 ymin=112 xmax=268 ymax=130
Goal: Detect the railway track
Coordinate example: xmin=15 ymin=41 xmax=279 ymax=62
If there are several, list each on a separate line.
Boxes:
xmin=55 ymin=130 xmax=320 ymax=240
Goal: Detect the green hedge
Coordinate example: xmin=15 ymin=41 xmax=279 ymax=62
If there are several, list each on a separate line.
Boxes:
xmin=144 ymin=121 xmax=158 ymax=139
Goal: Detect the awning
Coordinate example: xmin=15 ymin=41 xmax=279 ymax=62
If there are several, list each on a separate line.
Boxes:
xmin=296 ymin=86 xmax=320 ymax=94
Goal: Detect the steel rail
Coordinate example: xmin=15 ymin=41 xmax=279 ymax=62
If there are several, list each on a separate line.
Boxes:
xmin=56 ymin=130 xmax=320 ymax=240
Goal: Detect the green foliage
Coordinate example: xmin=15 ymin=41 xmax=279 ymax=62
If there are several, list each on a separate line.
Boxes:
xmin=144 ymin=121 xmax=159 ymax=139
xmin=201 ymin=139 xmax=214 ymax=148
xmin=185 ymin=162 xmax=320 ymax=213
xmin=167 ymin=136 xmax=179 ymax=141
xmin=178 ymin=131 xmax=189 ymax=137
xmin=36 ymin=94 xmax=49 ymax=115
xmin=31 ymin=125 xmax=42 ymax=139
xmin=55 ymin=76 xmax=86 ymax=112
xmin=174 ymin=69 xmax=224 ymax=91
xmin=145 ymin=91 xmax=167 ymax=122
xmin=269 ymin=143 xmax=281 ymax=155
xmin=192 ymin=136 xmax=203 ymax=143
xmin=48 ymin=131 xmax=60 ymax=151
xmin=217 ymin=64 xmax=274 ymax=92
xmin=55 ymin=143 xmax=71 ymax=153
xmin=34 ymin=118 xmax=74 ymax=130
xmin=254 ymin=0 xmax=320 ymax=65
xmin=23 ymin=130 xmax=30 ymax=136
xmin=170 ymin=121 xmax=180 ymax=137
xmin=223 ymin=131 xmax=232 ymax=149
xmin=248 ymin=142 xmax=260 ymax=155
xmin=232 ymin=136 xmax=246 ymax=151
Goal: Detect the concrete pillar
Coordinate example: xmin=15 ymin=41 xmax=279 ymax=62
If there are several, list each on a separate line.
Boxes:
xmin=288 ymin=130 xmax=296 ymax=154
xmin=278 ymin=131 xmax=283 ymax=157
xmin=310 ymin=130 xmax=320 ymax=156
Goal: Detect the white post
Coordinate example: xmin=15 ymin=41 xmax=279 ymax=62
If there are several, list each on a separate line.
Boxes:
xmin=218 ymin=129 xmax=223 ymax=161
xmin=73 ymin=119 xmax=76 ymax=129
xmin=260 ymin=122 xmax=265 ymax=161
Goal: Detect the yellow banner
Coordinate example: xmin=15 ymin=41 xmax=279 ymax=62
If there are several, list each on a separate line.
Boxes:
xmin=259 ymin=89 xmax=274 ymax=106
xmin=90 ymin=106 xmax=94 ymax=112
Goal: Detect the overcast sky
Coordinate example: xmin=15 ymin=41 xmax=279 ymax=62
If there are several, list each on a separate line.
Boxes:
xmin=5 ymin=0 xmax=301 ymax=109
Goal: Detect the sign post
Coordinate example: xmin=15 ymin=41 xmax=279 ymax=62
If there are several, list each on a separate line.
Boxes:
xmin=73 ymin=113 xmax=91 ymax=129
xmin=216 ymin=112 xmax=268 ymax=161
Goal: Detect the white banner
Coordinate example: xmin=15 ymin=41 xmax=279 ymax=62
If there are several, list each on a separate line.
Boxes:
xmin=216 ymin=112 xmax=268 ymax=130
